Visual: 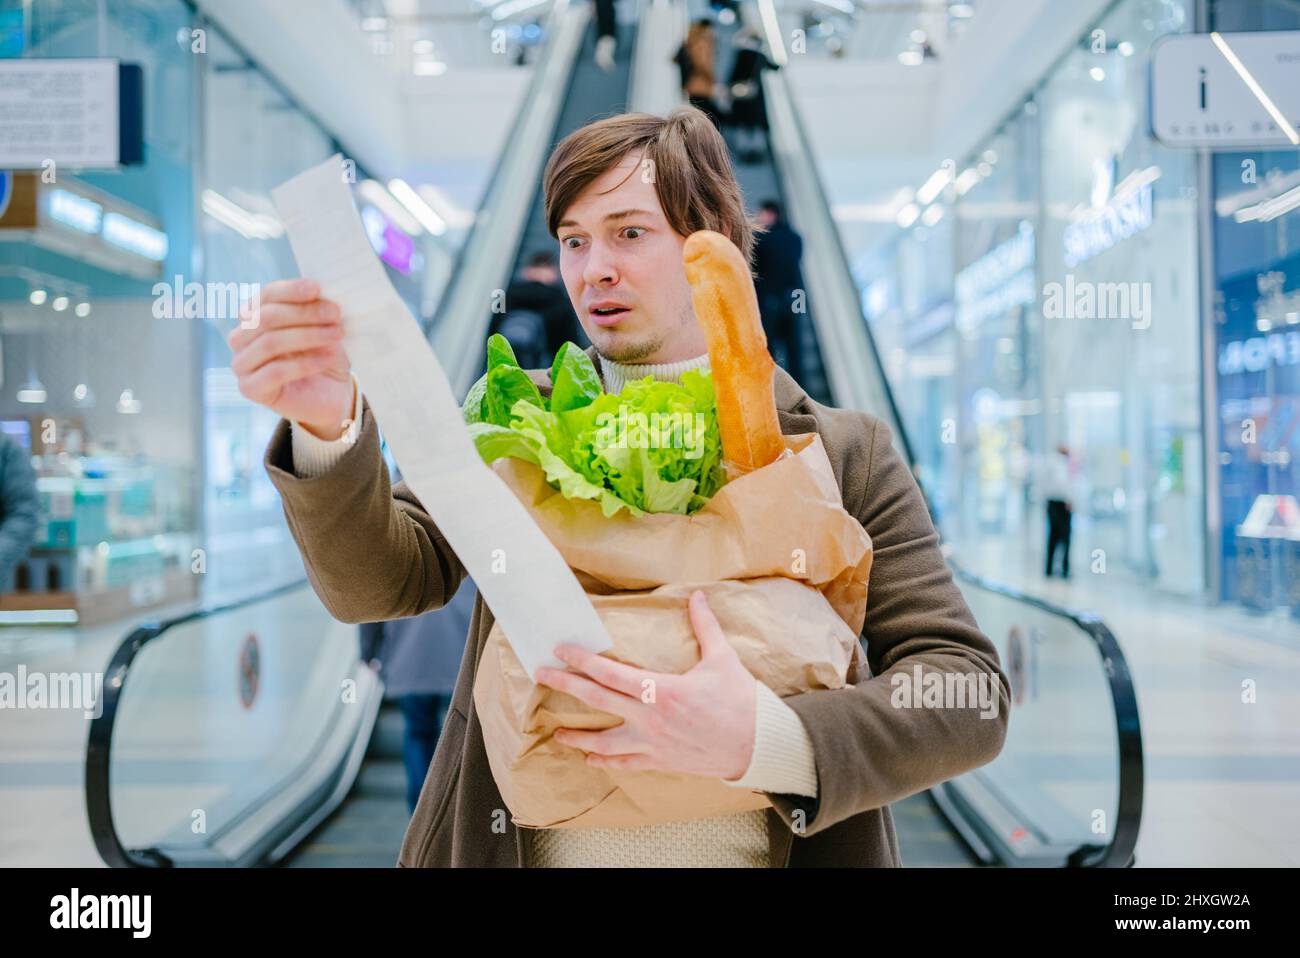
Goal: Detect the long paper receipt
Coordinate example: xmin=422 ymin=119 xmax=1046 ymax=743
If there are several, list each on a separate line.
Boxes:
xmin=272 ymin=155 xmax=612 ymax=677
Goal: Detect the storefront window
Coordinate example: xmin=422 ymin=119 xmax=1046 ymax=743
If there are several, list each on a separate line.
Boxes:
xmin=1208 ymin=0 xmax=1300 ymax=616
xmin=1035 ymin=0 xmax=1203 ymax=594
xmin=0 ymin=0 xmax=201 ymax=624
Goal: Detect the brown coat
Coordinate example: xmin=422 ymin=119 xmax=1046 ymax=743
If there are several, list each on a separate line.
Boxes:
xmin=262 ymin=348 xmax=1010 ymax=867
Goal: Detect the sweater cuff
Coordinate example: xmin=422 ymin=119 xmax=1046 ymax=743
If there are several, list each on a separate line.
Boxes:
xmin=289 ymin=373 xmax=362 ymax=478
xmin=723 ymin=679 xmax=819 ymax=798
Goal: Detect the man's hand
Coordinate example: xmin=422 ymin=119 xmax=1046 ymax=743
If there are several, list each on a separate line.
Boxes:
xmin=534 ymin=590 xmax=757 ymax=780
xmin=227 ymin=278 xmax=353 ymax=438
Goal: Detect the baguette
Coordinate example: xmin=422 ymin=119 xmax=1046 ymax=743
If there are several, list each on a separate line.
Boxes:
xmin=683 ymin=230 xmax=785 ymax=479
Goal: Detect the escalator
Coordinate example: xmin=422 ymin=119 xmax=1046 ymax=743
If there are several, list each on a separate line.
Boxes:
xmin=85 ymin=0 xmax=1142 ymax=869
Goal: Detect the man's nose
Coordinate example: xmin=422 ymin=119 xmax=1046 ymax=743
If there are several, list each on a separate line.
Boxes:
xmin=582 ymin=240 xmax=620 ymax=287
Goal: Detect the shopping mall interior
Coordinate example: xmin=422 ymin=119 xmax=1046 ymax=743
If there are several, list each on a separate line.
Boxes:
xmin=0 ymin=0 xmax=1297 ymax=871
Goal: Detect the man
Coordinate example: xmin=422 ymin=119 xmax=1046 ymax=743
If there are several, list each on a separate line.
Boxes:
xmin=751 ymin=199 xmax=806 ymax=384
xmin=232 ymin=107 xmax=1008 ymax=867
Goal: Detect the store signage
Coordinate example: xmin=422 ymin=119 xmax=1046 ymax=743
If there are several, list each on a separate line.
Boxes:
xmin=0 ymin=59 xmax=119 ymax=168
xmin=955 ymin=221 xmax=1035 ymax=335
xmin=39 ymin=182 xmax=166 ymax=264
xmin=1218 ymin=330 xmax=1300 ymax=375
xmin=102 ymin=211 xmax=167 ymax=261
xmin=1063 ymin=163 xmax=1157 ymax=267
xmin=1151 ymin=30 xmax=1300 ymax=148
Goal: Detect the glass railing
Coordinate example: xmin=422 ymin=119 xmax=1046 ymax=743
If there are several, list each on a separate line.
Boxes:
xmin=86 ymin=580 xmax=381 ymax=867
xmin=937 ymin=563 xmax=1143 ymax=867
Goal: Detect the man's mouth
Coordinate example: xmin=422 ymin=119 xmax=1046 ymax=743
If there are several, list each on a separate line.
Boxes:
xmin=589 ymin=303 xmax=631 ymax=326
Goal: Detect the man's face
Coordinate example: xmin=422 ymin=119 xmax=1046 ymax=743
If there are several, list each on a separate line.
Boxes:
xmin=556 ymin=151 xmax=707 ymax=364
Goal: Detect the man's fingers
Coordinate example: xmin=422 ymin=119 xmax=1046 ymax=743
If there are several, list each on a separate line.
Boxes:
xmin=687 ymin=590 xmax=729 ymax=660
xmin=231 ymin=324 xmax=345 ymax=378
xmin=553 ymin=726 xmax=645 ymax=757
xmin=259 ymin=277 xmax=320 ymax=306
xmin=237 ymin=349 xmax=339 ymax=405
xmin=535 ymin=667 xmax=639 ymax=720
xmin=553 ymin=645 xmax=649 ymax=699
xmin=228 ymin=299 xmax=340 ymax=354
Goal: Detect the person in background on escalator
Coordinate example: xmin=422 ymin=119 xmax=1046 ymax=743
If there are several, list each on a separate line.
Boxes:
xmin=725 ymin=29 xmax=778 ymax=164
xmin=494 ymin=250 xmax=583 ymax=367
xmin=359 ymin=542 xmax=475 ymax=813
xmin=751 ymin=199 xmax=805 ymax=385
xmin=594 ymin=0 xmax=617 ymax=71
xmin=673 ymin=19 xmax=722 ymax=129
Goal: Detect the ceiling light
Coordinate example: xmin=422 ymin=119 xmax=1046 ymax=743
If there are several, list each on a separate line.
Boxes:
xmin=388 ymin=178 xmax=448 ymax=235
xmin=910 ymin=29 xmax=927 ymax=44
xmin=955 ymin=168 xmax=981 ymax=195
xmin=949 ymin=3 xmax=974 ymax=17
xmin=75 ymin=302 xmax=91 ymax=317
xmin=898 ymin=50 xmax=924 ymax=66
xmin=52 ymin=295 xmax=69 ymax=312
xmin=921 ymin=204 xmax=945 ymax=227
xmin=358 ymin=180 xmax=422 ymax=235
xmin=896 ymin=203 xmax=920 ymax=228
xmin=413 ymin=59 xmax=447 ymax=76
xmin=1090 ymin=66 xmax=1105 ymax=81
xmin=916 ymin=166 xmax=953 ymax=205
xmin=1117 ymin=41 xmax=1134 ymax=56
xmin=29 ymin=289 xmax=47 ymax=306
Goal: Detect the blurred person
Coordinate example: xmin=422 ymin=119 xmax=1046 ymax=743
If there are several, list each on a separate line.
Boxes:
xmin=725 ymin=29 xmax=778 ymax=163
xmin=0 ymin=430 xmax=39 ymax=594
xmin=751 ymin=199 xmax=805 ymax=383
xmin=236 ymin=106 xmax=1008 ymax=868
xmin=494 ymin=250 xmax=582 ymax=367
xmin=673 ymin=19 xmax=722 ymax=128
xmin=594 ymin=0 xmax=617 ymax=71
xmin=360 ymin=584 xmax=474 ymax=814
xmin=1041 ymin=443 xmax=1074 ymax=579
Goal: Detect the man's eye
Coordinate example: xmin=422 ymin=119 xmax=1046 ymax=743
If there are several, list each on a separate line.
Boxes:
xmin=621 ymin=227 xmax=645 ymax=240
xmin=562 ymin=236 xmax=584 ymax=249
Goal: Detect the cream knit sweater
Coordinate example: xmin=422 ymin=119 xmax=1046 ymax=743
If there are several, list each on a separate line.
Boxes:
xmin=289 ymin=354 xmax=819 ymax=867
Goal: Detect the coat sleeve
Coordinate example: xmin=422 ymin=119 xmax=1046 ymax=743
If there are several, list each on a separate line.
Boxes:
xmin=263 ymin=393 xmax=468 ymax=624
xmin=767 ymin=415 xmax=1010 ymax=837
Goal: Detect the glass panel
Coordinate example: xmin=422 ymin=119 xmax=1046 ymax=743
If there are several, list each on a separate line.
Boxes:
xmin=108 ymin=586 xmax=360 ymax=854
xmin=956 ymin=580 xmax=1123 ymax=852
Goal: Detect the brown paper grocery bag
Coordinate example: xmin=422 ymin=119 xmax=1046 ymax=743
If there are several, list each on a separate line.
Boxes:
xmin=472 ymin=433 xmax=872 ymax=829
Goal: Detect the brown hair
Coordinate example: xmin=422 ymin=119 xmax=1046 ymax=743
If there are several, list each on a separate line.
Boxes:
xmin=543 ymin=107 xmax=760 ymax=269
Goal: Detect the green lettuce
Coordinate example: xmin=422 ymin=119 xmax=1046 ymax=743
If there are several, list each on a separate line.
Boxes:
xmin=463 ymin=334 xmax=725 ymax=516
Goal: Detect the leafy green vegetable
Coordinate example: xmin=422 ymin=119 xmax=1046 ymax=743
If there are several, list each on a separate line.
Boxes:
xmin=464 ymin=338 xmax=725 ymax=516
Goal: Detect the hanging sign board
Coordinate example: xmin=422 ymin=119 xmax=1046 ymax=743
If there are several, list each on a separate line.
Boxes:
xmin=1151 ymin=30 xmax=1300 ymax=148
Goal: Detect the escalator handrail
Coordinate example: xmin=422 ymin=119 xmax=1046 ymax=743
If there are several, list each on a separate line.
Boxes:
xmin=948 ymin=558 xmax=1144 ymax=867
xmin=757 ymin=67 xmax=917 ymax=469
xmin=430 ymin=0 xmax=592 ymax=397
xmin=85 ymin=578 xmax=312 ymax=868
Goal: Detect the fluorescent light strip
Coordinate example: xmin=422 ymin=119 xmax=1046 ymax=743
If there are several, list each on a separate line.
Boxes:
xmin=1210 ymin=31 xmax=1300 ymax=146
xmin=1233 ymin=183 xmax=1300 ymax=223
xmin=916 ymin=166 xmax=952 ymax=205
xmin=202 ymin=189 xmax=284 ymax=239
xmin=358 ymin=180 xmax=422 ymax=235
xmin=388 ymin=178 xmax=448 ymax=235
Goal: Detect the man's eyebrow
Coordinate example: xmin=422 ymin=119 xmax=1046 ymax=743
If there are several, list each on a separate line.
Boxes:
xmin=557 ymin=208 xmax=656 ymax=230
